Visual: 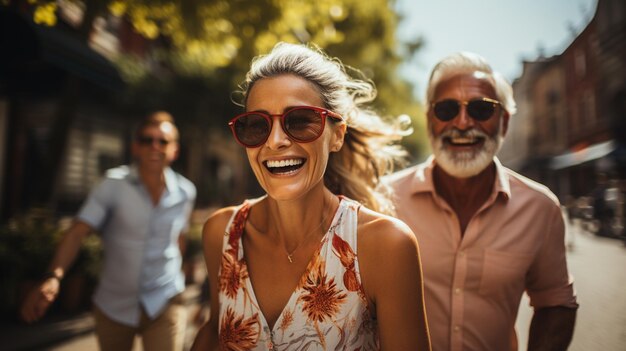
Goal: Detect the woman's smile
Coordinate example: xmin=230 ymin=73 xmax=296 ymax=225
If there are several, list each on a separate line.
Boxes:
xmin=264 ymin=158 xmax=306 ymax=175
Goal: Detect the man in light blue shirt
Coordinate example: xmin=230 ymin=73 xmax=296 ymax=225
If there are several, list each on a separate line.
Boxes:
xmin=21 ymin=111 xmax=196 ymax=351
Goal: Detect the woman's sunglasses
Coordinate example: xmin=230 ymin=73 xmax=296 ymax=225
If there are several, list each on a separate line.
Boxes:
xmin=431 ymin=97 xmax=502 ymax=122
xmin=228 ymin=106 xmax=344 ymax=148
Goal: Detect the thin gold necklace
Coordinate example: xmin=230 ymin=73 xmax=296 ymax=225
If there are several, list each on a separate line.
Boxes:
xmin=284 ymin=199 xmax=331 ymax=263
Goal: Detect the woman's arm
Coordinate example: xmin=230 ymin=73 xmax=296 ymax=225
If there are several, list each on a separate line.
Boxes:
xmin=191 ymin=207 xmax=235 ymax=351
xmin=358 ymin=210 xmax=431 ymax=351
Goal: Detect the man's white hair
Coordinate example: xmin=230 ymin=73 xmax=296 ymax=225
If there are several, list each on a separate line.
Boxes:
xmin=426 ymin=52 xmax=517 ymax=115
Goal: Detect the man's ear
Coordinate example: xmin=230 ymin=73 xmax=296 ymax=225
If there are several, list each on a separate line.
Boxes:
xmin=330 ymin=123 xmax=347 ymax=152
xmin=426 ymin=108 xmax=434 ymax=128
xmin=501 ymin=111 xmax=510 ymax=137
xmin=172 ymin=142 xmax=180 ymax=160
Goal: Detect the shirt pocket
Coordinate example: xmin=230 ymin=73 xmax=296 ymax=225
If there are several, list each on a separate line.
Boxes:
xmin=479 ymin=249 xmax=532 ymax=296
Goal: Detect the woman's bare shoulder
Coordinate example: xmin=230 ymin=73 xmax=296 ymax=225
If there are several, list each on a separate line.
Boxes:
xmin=356 ymin=206 xmax=423 ymax=306
xmin=202 ymin=206 xmax=238 ymax=245
xmin=357 ymin=206 xmax=417 ymax=249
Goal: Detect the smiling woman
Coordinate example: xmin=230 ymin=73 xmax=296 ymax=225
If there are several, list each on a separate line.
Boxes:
xmin=191 ymin=42 xmax=432 ymax=351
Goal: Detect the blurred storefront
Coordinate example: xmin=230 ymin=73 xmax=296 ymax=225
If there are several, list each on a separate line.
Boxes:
xmin=0 ymin=4 xmax=252 ymax=221
xmin=501 ymin=0 xmax=625 ymax=200
xmin=0 ymin=8 xmax=127 ymax=219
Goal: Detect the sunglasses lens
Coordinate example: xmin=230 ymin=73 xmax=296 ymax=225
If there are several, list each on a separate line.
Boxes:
xmin=138 ymin=136 xmax=169 ymax=146
xmin=433 ymin=100 xmax=460 ymax=121
xmin=467 ymin=100 xmax=496 ymax=121
xmin=284 ymin=108 xmax=324 ymax=142
xmin=233 ymin=113 xmax=270 ymax=147
xmin=137 ymin=136 xmax=151 ymax=145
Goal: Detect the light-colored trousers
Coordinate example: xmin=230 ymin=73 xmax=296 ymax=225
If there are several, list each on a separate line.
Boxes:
xmin=93 ymin=294 xmax=187 ymax=351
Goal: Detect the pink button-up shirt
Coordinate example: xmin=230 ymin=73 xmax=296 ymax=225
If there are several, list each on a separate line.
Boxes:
xmin=386 ymin=157 xmax=577 ymax=351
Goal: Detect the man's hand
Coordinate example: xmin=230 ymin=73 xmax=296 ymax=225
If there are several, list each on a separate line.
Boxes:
xmin=20 ymin=277 xmax=60 ymax=323
xmin=20 ymin=221 xmax=92 ymax=323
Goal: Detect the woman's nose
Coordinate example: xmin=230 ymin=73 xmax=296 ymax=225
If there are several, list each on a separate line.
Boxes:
xmin=265 ymin=116 xmax=291 ymax=149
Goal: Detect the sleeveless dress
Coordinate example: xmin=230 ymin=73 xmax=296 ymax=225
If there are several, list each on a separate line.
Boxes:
xmin=217 ymin=196 xmax=379 ymax=350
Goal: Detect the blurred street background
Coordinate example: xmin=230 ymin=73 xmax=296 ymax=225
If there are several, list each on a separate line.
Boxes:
xmin=1 ymin=0 xmax=625 ymax=350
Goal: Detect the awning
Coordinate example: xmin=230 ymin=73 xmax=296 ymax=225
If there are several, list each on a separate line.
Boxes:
xmin=549 ymin=140 xmax=616 ymax=170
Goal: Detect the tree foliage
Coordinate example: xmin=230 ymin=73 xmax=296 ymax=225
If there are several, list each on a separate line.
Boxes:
xmin=22 ymin=0 xmax=428 ymax=159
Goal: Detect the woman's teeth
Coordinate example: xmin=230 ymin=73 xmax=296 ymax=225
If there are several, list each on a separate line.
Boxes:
xmin=265 ymin=158 xmax=305 ymax=174
xmin=266 ymin=159 xmax=303 ymax=168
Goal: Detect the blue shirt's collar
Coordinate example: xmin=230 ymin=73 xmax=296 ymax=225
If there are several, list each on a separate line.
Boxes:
xmin=163 ymin=167 xmax=180 ymax=194
xmin=128 ymin=164 xmax=179 ymax=193
xmin=128 ymin=164 xmax=141 ymax=183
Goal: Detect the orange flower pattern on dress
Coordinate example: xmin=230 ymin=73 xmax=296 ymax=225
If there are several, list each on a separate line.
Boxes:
xmin=299 ymin=264 xmax=347 ymax=323
xmin=219 ymin=203 xmax=250 ymax=300
xmin=218 ymin=197 xmax=379 ymax=350
xmin=332 ymin=234 xmax=361 ymax=292
xmin=278 ymin=309 xmax=294 ymax=332
xmin=219 ymin=248 xmax=248 ymax=300
xmin=219 ymin=307 xmax=260 ymax=350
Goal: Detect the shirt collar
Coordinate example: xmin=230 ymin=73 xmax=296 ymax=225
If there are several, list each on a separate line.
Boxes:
xmin=128 ymin=164 xmax=141 ymax=183
xmin=128 ymin=164 xmax=179 ymax=193
xmin=409 ymin=155 xmax=511 ymax=201
xmin=408 ymin=155 xmax=437 ymax=195
xmin=492 ymin=157 xmax=511 ymax=200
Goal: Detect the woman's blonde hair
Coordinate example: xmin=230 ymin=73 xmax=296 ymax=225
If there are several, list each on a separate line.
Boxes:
xmin=236 ymin=42 xmax=410 ymax=215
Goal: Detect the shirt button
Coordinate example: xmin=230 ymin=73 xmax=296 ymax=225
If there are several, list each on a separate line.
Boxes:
xmin=459 ymin=251 xmax=465 ymax=257
xmin=454 ymin=288 xmax=462 ymax=295
xmin=454 ymin=325 xmax=460 ymax=332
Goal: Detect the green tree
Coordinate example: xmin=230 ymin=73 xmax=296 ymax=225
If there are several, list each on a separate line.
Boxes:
xmin=5 ymin=0 xmax=427 ymax=209
xmin=322 ymin=0 xmax=427 ymax=161
xmin=21 ymin=0 xmax=427 ymax=132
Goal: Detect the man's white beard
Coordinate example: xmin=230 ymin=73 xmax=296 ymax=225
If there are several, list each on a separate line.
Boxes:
xmin=429 ymin=126 xmax=503 ymax=178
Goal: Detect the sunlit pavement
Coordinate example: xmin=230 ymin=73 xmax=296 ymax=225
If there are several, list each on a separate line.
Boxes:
xmin=516 ymin=218 xmax=626 ymax=351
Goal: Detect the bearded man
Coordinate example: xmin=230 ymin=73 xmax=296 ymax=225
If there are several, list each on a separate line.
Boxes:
xmin=386 ymin=52 xmax=578 ymax=351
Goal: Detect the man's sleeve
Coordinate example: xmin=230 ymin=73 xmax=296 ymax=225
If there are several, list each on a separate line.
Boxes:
xmin=75 ymin=179 xmax=115 ymax=231
xmin=180 ymin=179 xmax=197 ymax=234
xmin=525 ymin=203 xmax=579 ymax=309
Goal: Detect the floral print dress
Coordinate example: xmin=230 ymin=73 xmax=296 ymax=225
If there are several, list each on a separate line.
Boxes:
xmin=218 ymin=196 xmax=379 ymax=351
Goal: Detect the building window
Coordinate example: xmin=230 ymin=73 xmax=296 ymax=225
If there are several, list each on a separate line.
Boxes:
xmin=569 ymin=105 xmax=578 ymax=134
xmin=584 ymin=90 xmax=596 ymax=123
xmin=549 ymin=113 xmax=557 ymax=141
xmin=547 ymin=90 xmax=559 ymax=105
xmin=575 ymin=49 xmax=586 ymax=78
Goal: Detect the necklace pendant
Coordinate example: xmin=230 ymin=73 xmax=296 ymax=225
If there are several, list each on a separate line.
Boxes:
xmin=287 ymin=254 xmax=293 ymax=263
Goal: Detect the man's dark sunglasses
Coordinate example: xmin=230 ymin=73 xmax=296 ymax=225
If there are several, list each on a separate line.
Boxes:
xmin=431 ymin=97 xmax=502 ymax=122
xmin=136 ymin=136 xmax=172 ymax=147
xmin=228 ymin=105 xmax=344 ymax=148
